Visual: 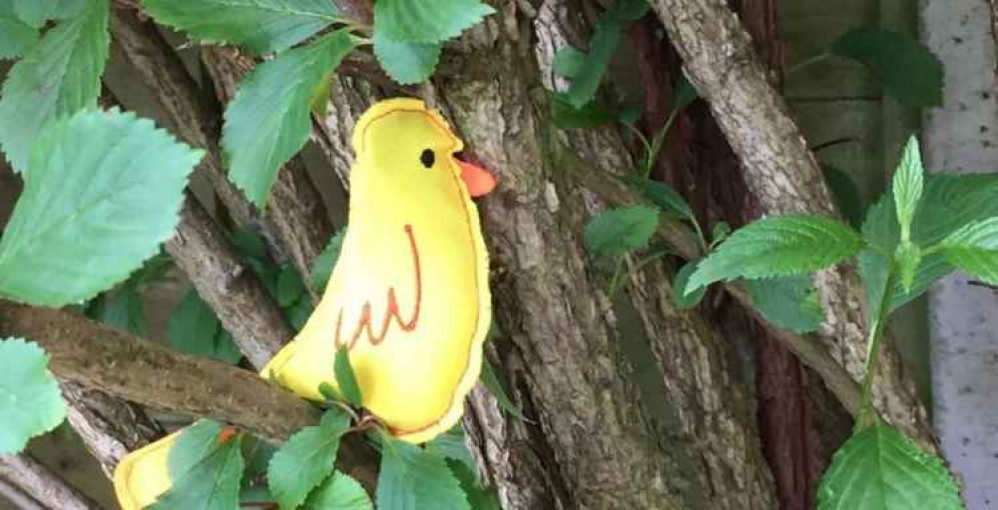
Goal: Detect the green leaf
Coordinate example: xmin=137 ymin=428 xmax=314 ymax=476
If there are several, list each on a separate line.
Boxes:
xmin=938 ymin=217 xmax=998 ymax=285
xmin=377 ymin=437 xmax=469 ymax=510
xmin=0 ymin=0 xmax=109 ymax=173
xmin=745 ymin=275 xmax=824 ymax=333
xmin=550 ymin=93 xmax=616 ymax=129
xmin=893 ymin=137 xmax=924 ymax=243
xmin=671 ymin=261 xmax=705 ymax=310
xmin=859 ymin=249 xmax=951 ymax=316
xmin=223 ymin=29 xmax=360 ymax=207
xmin=303 ymin=471 xmax=373 ymax=510
xmin=168 ymin=289 xmax=242 ymax=363
xmin=621 ymin=175 xmax=694 ymax=221
xmin=821 ymin=164 xmax=866 ymax=228
xmin=152 ymin=421 xmax=245 ymax=510
xmin=12 ymin=0 xmax=58 ymax=27
xmin=141 ymin=0 xmax=342 ymax=54
xmin=92 ymin=286 xmax=147 ymax=336
xmin=0 ymin=6 xmax=38 ymax=59
xmin=269 ymin=409 xmax=351 ymax=510
xmin=584 ymin=205 xmax=660 ymax=258
xmin=373 ymin=0 xmax=494 ymax=44
xmin=895 ymin=242 xmax=922 ymax=293
xmin=553 ymin=48 xmax=586 ymax=78
xmin=372 ymin=31 xmax=441 ymax=85
xmin=830 ymin=27 xmax=943 ymax=108
xmin=670 ymin=75 xmax=699 ymax=112
xmin=312 ymin=231 xmax=345 ymax=291
xmin=334 ymin=346 xmax=363 ymax=407
xmin=687 ymin=215 xmax=864 ymax=293
xmin=426 ymin=426 xmax=476 ymax=477
xmin=230 ymin=228 xmax=270 ymax=263
xmin=564 ymin=0 xmax=650 ymax=108
xmin=817 ymin=424 xmax=962 ymax=510
xmin=480 ymin=359 xmax=527 ymax=421
xmin=284 ymin=294 xmax=315 ymax=332
xmin=710 ymin=222 xmax=731 ymax=246
xmin=276 ymin=265 xmax=305 ymax=307
xmin=0 ymin=339 xmax=65 ymax=454
xmin=309 ymin=71 xmax=333 ymax=118
xmin=448 ymin=460 xmax=500 ymax=510
xmin=0 ymin=109 xmax=202 ymax=306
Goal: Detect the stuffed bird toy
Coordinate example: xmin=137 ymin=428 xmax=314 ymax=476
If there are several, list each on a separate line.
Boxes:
xmin=113 ymin=98 xmax=496 ymax=509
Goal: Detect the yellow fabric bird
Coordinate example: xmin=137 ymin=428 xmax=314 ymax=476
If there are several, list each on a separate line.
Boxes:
xmin=113 ymin=98 xmax=496 ymax=509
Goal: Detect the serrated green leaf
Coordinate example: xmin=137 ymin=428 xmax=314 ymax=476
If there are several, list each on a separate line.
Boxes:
xmin=687 ymin=215 xmax=863 ymax=293
xmin=621 ymin=175 xmax=694 ymax=220
xmin=830 ymin=27 xmax=943 ymax=108
xmin=167 ymin=289 xmax=243 ymax=363
xmin=373 ymin=31 xmax=442 ymax=85
xmin=0 ymin=109 xmax=201 ymax=306
xmin=821 ymin=164 xmax=866 ymax=228
xmin=710 ymin=222 xmax=731 ymax=246
xmin=426 ymin=426 xmax=476 ymax=477
xmin=893 ymin=137 xmax=924 ymax=243
xmin=553 ymin=48 xmax=586 ymax=78
xmin=817 ymin=425 xmax=963 ymax=510
xmin=373 ymin=0 xmax=494 ymax=44
xmin=152 ymin=421 xmax=245 ymax=510
xmin=284 ymin=294 xmax=315 ymax=332
xmin=672 ymin=261 xmax=705 ymax=309
xmin=269 ymin=409 xmax=351 ymax=510
xmin=564 ymin=0 xmax=650 ymax=108
xmin=939 ymin=217 xmax=998 ymax=285
xmin=480 ymin=359 xmax=527 ymax=421
xmin=584 ymin=205 xmax=660 ymax=258
xmin=303 ymin=471 xmax=372 ymax=510
xmin=0 ymin=6 xmax=38 ymax=59
xmin=448 ymin=460 xmax=500 ymax=510
xmin=312 ymin=231 xmax=345 ymax=291
xmin=92 ymin=286 xmax=147 ymax=336
xmin=241 ymin=436 xmax=278 ymax=485
xmin=276 ymin=265 xmax=305 ymax=307
xmin=550 ymin=93 xmax=616 ymax=129
xmin=0 ymin=0 xmax=109 ymax=173
xmin=0 ymin=339 xmax=65 ymax=454
xmin=141 ymin=0 xmax=342 ymax=54
xmin=377 ymin=437 xmax=470 ymax=510
xmin=895 ymin=242 xmax=922 ymax=293
xmin=745 ymin=275 xmax=824 ymax=333
xmin=334 ymin=345 xmax=363 ymax=407
xmin=12 ymin=0 xmax=58 ymax=27
xmin=223 ymin=29 xmax=359 ymax=207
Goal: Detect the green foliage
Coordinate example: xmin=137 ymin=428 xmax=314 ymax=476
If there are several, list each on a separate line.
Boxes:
xmin=222 ymin=29 xmax=359 ymax=207
xmin=480 ymin=358 xmax=527 ymax=421
xmin=312 ymin=231 xmax=345 ymax=291
xmin=687 ymin=215 xmax=863 ymax=294
xmin=448 ymin=460 xmax=501 ymax=510
xmin=91 ymin=286 xmax=147 ymax=337
xmin=892 ymin=137 xmax=924 ymax=243
xmin=829 ymin=27 xmax=943 ymax=108
xmin=563 ymin=0 xmax=650 ymax=108
xmin=745 ymin=276 xmax=824 ymax=334
xmin=550 ymin=92 xmax=616 ymax=129
xmin=0 ymin=109 xmax=202 ymax=306
xmin=426 ymin=426 xmax=477 ymax=476
xmin=302 ymin=471 xmax=373 ymax=510
xmin=372 ymin=32 xmax=442 ymax=86
xmin=0 ymin=339 xmax=65 ymax=454
xmin=895 ymin=242 xmax=922 ymax=293
xmin=552 ymin=48 xmax=586 ymax=79
xmin=268 ymin=409 xmax=351 ymax=510
xmin=168 ymin=289 xmax=242 ymax=364
xmin=141 ymin=0 xmax=342 ymax=54
xmin=11 ymin=0 xmax=59 ymax=27
xmin=0 ymin=5 xmax=37 ymax=59
xmin=277 ymin=265 xmax=306 ymax=307
xmin=373 ymin=0 xmax=494 ymax=44
xmin=377 ymin=436 xmax=469 ymax=510
xmin=0 ymin=0 xmax=109 ymax=172
xmin=938 ymin=217 xmax=998 ymax=285
xmin=334 ymin=346 xmax=363 ymax=408
xmin=152 ymin=420 xmax=245 ymax=510
xmin=671 ymin=261 xmax=705 ymax=310
xmin=621 ymin=175 xmax=695 ymax=222
xmin=817 ymin=424 xmax=962 ymax=510
xmin=584 ymin=205 xmax=660 ymax=258
xmin=821 ymin=164 xmax=866 ymax=228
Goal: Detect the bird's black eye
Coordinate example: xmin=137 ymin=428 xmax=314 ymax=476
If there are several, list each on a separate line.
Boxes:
xmin=419 ymin=149 xmax=435 ymax=169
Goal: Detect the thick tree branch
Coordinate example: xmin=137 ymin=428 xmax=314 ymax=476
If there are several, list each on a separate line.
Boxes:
xmin=0 ymin=301 xmax=379 ymax=491
xmin=0 ymin=454 xmax=102 ymax=510
xmin=650 ymin=0 xmax=933 ymax=447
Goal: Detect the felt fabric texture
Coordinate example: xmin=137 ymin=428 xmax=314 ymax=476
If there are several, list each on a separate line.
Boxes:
xmin=112 ymin=98 xmax=494 ymax=508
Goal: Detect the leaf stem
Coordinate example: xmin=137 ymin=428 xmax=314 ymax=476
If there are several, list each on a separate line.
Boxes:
xmin=646 ymin=109 xmax=680 ymax=177
xmin=857 ymin=262 xmax=897 ymax=429
xmin=786 ymin=52 xmax=831 ymax=76
xmin=609 ymin=256 xmax=627 ymax=297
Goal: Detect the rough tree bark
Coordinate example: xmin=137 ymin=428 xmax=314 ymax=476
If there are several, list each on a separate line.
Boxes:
xmin=650 ymin=0 xmax=934 ymax=448
xmin=0 ymin=454 xmax=101 ymax=510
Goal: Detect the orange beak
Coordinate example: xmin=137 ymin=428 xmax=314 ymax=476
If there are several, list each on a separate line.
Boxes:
xmin=457 ymin=159 xmax=496 ymax=197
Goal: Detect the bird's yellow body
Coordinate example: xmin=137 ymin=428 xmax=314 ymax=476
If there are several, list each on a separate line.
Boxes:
xmin=113 ymin=98 xmax=495 ymax=508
